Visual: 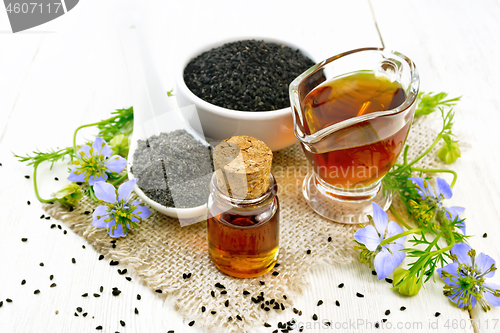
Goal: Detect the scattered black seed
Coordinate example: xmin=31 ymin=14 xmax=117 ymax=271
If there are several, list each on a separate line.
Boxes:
xmin=483 ymin=233 xmax=488 ymax=238
xmin=39 ymin=263 xmax=44 ymax=267
xmin=372 ymin=270 xmax=377 ymax=276
xmin=125 ymin=277 xmax=131 ymax=281
xmin=27 ymin=200 xmax=30 ymax=205
xmin=82 ymin=245 xmax=86 ymax=249
xmin=273 ymin=303 xmax=280 ymax=310
xmin=135 ymin=308 xmax=139 ymax=315
xmin=251 ymin=297 xmax=259 ymax=303
xmin=312 ymin=314 xmax=318 ymax=321
xmin=25 ymin=175 xmax=30 ymax=179
xmin=298 ymin=310 xmax=302 ymax=316
xmin=34 ymin=289 xmax=40 ymax=294
xmin=283 ymin=295 xmax=287 ymax=300
xmin=317 ymin=300 xmax=323 ymax=306
xmin=84 ymin=211 xmax=91 ymax=215
xmin=211 ymin=311 xmax=216 ymax=315
xmin=385 ymin=310 xmax=390 ymax=315
xmin=6 ymin=299 xmax=12 ymax=303
xmin=50 ymin=224 xmax=56 ymax=229
xmin=224 ymin=300 xmax=229 ymax=307
xmin=46 ymin=216 xmax=51 ymax=220
xmin=82 ymin=293 xmax=88 ymax=297
xmin=264 ymin=307 xmax=270 ymax=311
xmin=215 ymin=282 xmax=225 ymax=289
xmin=50 ymin=283 xmax=56 ymax=288
xmin=112 ymin=289 xmax=121 ymax=296
xmin=273 ymin=330 xmax=278 ymax=333
xmin=293 ymin=308 xmax=298 ymax=314
xmin=182 ymin=273 xmax=187 ymax=279
xmin=260 ymin=303 xmax=264 ymax=309
xmin=137 ymin=294 xmax=141 ymax=300
xmin=382 ymin=319 xmax=387 ymax=323
xmin=272 ymin=271 xmax=279 ymax=276
xmin=188 ymin=320 xmax=195 ymax=326
xmin=328 ymin=236 xmax=332 ymax=242
xmin=220 ymin=290 xmax=227 ymax=295
xmin=98 ymin=255 xmax=104 ymax=260
xmin=211 ymin=291 xmax=215 ymax=297
xmin=259 ymin=281 xmax=265 ymax=286
xmin=335 ymin=300 xmax=340 ymax=307
xmin=83 ymin=313 xmax=88 ymax=317
xmin=186 ymin=273 xmax=192 ymax=278
xmin=400 ymin=306 xmax=406 ymax=311
xmin=306 ymin=249 xmax=311 ymax=254
xmin=0 ymin=301 xmax=2 ymax=307
xmin=40 ymin=214 xmax=45 ymax=219
xmin=57 ymin=224 xmax=61 ymax=229
xmin=75 ymin=312 xmax=79 ymax=317
xmin=325 ymin=321 xmax=331 ymax=327
xmin=96 ymin=326 xmax=102 ymax=330
xmin=264 ymin=322 xmax=271 ymax=327
xmin=100 ymin=286 xmax=103 ymax=293
xmin=280 ymin=303 xmax=284 ymax=310
xmin=435 ymin=312 xmax=441 ymax=317
xmin=118 ymin=269 xmax=127 ymax=275
xmin=356 ymin=292 xmax=364 ymax=298
xmin=21 ymin=238 xmax=27 ymax=242
xmin=21 ymin=279 xmax=26 ymax=285
xmin=93 ymin=293 xmax=100 ymax=298
xmin=155 ymin=289 xmax=162 ymax=293
xmin=110 ymin=260 xmax=119 ymax=266
xmin=385 ymin=278 xmax=393 ymax=284
xmin=228 ymin=316 xmax=232 ymax=321
xmin=243 ymin=290 xmax=250 ymax=296
xmin=120 ymin=320 xmax=125 ymax=327
xmin=201 ymin=306 xmax=206 ymax=313
xmin=338 ymin=283 xmax=344 ymax=288
xmin=110 ymin=240 xmax=116 ymax=244
xmin=76 ymin=182 xmax=83 ymax=185
xmin=112 ymin=244 xmax=116 ymax=248
xmin=54 ymin=177 xmax=59 ymax=181
xmin=77 ymin=307 xmax=82 ymax=313
xmin=270 ymin=299 xmax=275 ymax=304
xmin=64 ymin=230 xmax=67 ymax=235
xmin=375 ymin=322 xmax=380 ymax=328
xmin=72 ymin=258 xmax=76 ymax=264
xmin=236 ymin=315 xmax=242 ymax=321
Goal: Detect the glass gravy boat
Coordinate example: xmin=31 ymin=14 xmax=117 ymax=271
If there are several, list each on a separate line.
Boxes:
xmin=289 ymin=48 xmax=419 ymax=223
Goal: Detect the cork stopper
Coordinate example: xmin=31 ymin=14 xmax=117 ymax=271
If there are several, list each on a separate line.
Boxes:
xmin=213 ymin=136 xmax=273 ymax=199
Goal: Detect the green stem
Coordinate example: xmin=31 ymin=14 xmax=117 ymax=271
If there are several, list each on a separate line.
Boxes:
xmin=390 ymin=205 xmax=412 ymax=230
xmin=409 ymin=167 xmax=458 ymax=188
xmin=110 ymin=173 xmax=128 ymax=186
xmin=88 ymin=186 xmax=98 ymax=202
xmin=33 ymin=161 xmax=57 ymax=203
xmin=73 ymin=122 xmax=103 ymax=156
xmin=396 ymin=134 xmax=443 ymax=174
xmin=380 ymin=228 xmax=424 ymax=246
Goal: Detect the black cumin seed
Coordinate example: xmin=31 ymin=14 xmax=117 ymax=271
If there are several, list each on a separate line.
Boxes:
xmin=21 ymin=238 xmax=27 ymax=242
xmin=110 ymin=260 xmax=119 ymax=266
xmin=260 ymin=303 xmax=264 ymax=309
xmin=273 ymin=303 xmax=279 ymax=310
xmin=188 ymin=320 xmax=195 ymax=326
xmin=27 ymin=200 xmax=30 ymax=205
xmin=264 ymin=307 xmax=270 ymax=311
xmin=335 ymin=300 xmax=340 ymax=306
xmin=211 ymin=291 xmax=215 ymax=297
xmin=93 ymin=293 xmax=100 ymax=298
xmin=112 ymin=289 xmax=121 ymax=296
xmin=84 ymin=211 xmax=90 ymax=215
xmin=372 ymin=270 xmax=377 ymax=275
xmin=55 ymin=177 xmax=59 ymax=181
xmin=251 ymin=297 xmax=259 ymax=303
xmin=400 ymin=306 xmax=406 ymax=311
xmin=182 ymin=273 xmax=186 ymax=279
xmin=272 ymin=271 xmax=279 ymax=276
xmin=228 ymin=316 xmax=232 ymax=321
xmin=214 ymin=282 xmax=225 ymax=289
xmin=211 ymin=310 xmax=216 ymax=315
xmin=317 ymin=300 xmax=323 ymax=306
xmin=120 ymin=320 xmax=125 ymax=327
xmin=385 ymin=309 xmax=390 ymax=315
xmin=98 ymin=255 xmax=104 ymax=260
xmin=64 ymin=230 xmax=67 ymax=235
xmin=236 ymin=315 xmax=242 ymax=321
xmin=224 ymin=300 xmax=229 ymax=307
xmin=0 ymin=301 xmax=2 ymax=307
xmin=155 ymin=289 xmax=162 ymax=293
xmin=82 ymin=293 xmax=88 ymax=297
xmin=270 ymin=299 xmax=275 ymax=304
xmin=6 ymin=299 xmax=12 ymax=303
xmin=25 ymin=175 xmax=30 ymax=179
xmin=306 ymin=249 xmax=311 ymax=254
xmin=356 ymin=292 xmax=364 ymax=298
xmin=50 ymin=283 xmax=56 ymax=288
xmin=75 ymin=312 xmax=79 ymax=317
xmin=338 ymin=283 xmax=344 ymax=288
xmin=220 ymin=290 xmax=227 ymax=295
xmin=275 ymin=263 xmax=280 ymax=267
xmin=385 ymin=278 xmax=393 ymax=284
xmin=77 ymin=307 xmax=82 ymax=312
xmin=82 ymin=245 xmax=85 ymax=249
xmin=46 ymin=216 xmax=51 ymax=220
xmin=125 ymin=277 xmax=131 ymax=281
xmin=483 ymin=233 xmax=488 ymax=238
xmin=57 ymin=224 xmax=61 ymax=229
xmin=312 ymin=314 xmax=318 ymax=321
xmin=96 ymin=326 xmax=102 ymax=330
xmin=375 ymin=322 xmax=380 ymax=328
xmin=201 ymin=306 xmax=206 ymax=312
xmin=34 ymin=289 xmax=40 ymax=294
xmin=112 ymin=244 xmax=116 ymax=248
xmin=39 ymin=262 xmax=44 ymax=267
xmin=298 ymin=310 xmax=302 ymax=316
xmin=118 ymin=269 xmax=127 ymax=275
xmin=76 ymin=182 xmax=83 ymax=185
xmin=281 ymin=303 xmax=284 ymax=310
xmin=243 ymin=290 xmax=250 ymax=295
xmin=40 ymin=214 xmax=45 ymax=219
xmin=260 ymin=281 xmax=265 ymax=285
xmin=135 ymin=308 xmax=139 ymax=315
xmin=50 ymin=224 xmax=56 ymax=229
xmin=293 ymin=308 xmax=298 ymax=314
xmin=328 ymin=236 xmax=332 ymax=242
xmin=83 ymin=312 xmax=88 ymax=317
xmin=72 ymin=258 xmax=76 ymax=264
xmin=100 ymin=286 xmax=103 ymax=293
xmin=325 ymin=321 xmax=331 ymax=326
xmin=283 ymin=295 xmax=287 ymax=300
xmin=264 ymin=322 xmax=271 ymax=327
xmin=137 ymin=294 xmax=141 ymax=300
xmin=435 ymin=312 xmax=441 ymax=317
xmin=382 ymin=318 xmax=387 ymax=323
xmin=187 ymin=273 xmax=192 ymax=278
xmin=273 ymin=330 xmax=278 ymax=333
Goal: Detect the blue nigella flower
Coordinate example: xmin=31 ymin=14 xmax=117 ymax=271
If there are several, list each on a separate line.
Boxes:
xmin=92 ymin=179 xmax=152 ymax=238
xmin=438 ymin=243 xmax=500 ymax=311
xmin=409 ymin=177 xmax=465 ymax=234
xmin=68 ymin=137 xmax=127 ymax=186
xmin=354 ymin=202 xmax=406 ymax=280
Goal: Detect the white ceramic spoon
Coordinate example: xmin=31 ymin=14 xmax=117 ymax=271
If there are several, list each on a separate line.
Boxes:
xmin=116 ymin=13 xmax=210 ymax=226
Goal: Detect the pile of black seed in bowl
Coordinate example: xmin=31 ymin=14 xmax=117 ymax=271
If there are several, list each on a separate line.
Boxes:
xmin=183 ymin=39 xmax=315 ymax=111
xmin=131 ymin=129 xmax=213 ymax=208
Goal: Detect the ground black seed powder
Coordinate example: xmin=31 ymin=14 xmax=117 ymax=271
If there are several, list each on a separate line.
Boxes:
xmin=183 ymin=40 xmax=314 ymax=111
xmin=132 ymin=130 xmax=213 ymax=208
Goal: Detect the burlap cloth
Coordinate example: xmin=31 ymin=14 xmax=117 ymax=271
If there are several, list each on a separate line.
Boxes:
xmin=43 ymin=115 xmax=446 ymax=332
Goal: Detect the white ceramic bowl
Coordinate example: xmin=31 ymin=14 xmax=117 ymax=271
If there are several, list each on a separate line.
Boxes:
xmin=175 ymin=36 xmax=315 ymax=151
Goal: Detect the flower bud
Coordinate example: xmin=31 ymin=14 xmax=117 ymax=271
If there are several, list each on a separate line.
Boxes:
xmin=109 ymin=134 xmax=130 ymax=158
xmin=55 ymin=184 xmax=82 ymax=208
xmin=438 ymin=141 xmax=461 ymax=164
xmin=392 ymin=268 xmax=422 ymax=296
